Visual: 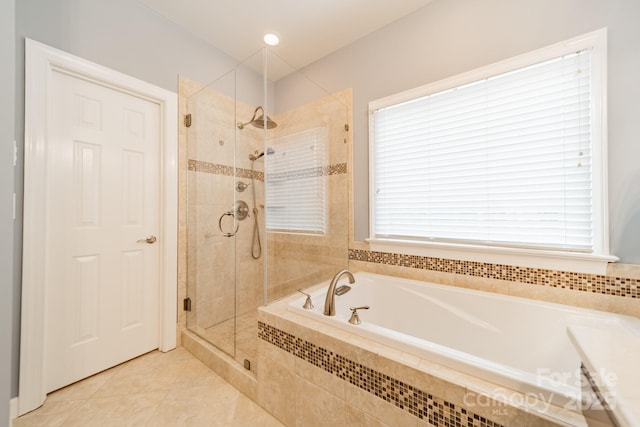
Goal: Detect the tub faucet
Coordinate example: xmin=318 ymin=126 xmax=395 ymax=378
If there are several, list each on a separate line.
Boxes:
xmin=324 ymin=269 xmax=355 ymax=316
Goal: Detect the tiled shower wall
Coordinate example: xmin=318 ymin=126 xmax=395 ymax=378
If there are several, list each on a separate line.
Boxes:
xmin=178 ymin=78 xmax=354 ymax=340
xmin=265 ymin=89 xmax=352 ymax=301
xmin=178 ymin=76 xmax=265 ymax=338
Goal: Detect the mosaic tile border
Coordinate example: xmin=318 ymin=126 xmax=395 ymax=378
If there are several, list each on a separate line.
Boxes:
xmin=267 ymin=162 xmax=347 ymax=181
xmin=349 ymin=249 xmax=639 ymax=299
xmin=188 ymin=159 xmax=263 ymax=181
xmin=189 ymin=159 xmax=347 ymax=182
xmin=258 ymin=321 xmax=504 ymax=427
xmin=326 ymin=162 xmax=348 ymax=175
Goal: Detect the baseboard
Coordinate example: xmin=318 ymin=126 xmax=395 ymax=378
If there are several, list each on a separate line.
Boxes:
xmin=9 ymin=397 xmax=18 ymax=423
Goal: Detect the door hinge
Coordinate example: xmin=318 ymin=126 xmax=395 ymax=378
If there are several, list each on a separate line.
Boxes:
xmin=184 ymin=114 xmax=192 ymax=127
xmin=183 ymin=297 xmax=192 ymax=311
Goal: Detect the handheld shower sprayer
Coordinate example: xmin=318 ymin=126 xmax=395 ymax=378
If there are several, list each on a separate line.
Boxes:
xmin=249 ymin=151 xmax=265 ymax=161
xmin=248 ymin=147 xmax=275 ymax=161
xmin=247 ymin=146 xmax=275 ymax=259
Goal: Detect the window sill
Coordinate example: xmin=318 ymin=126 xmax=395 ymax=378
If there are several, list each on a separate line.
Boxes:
xmin=365 ymin=238 xmax=618 ymax=275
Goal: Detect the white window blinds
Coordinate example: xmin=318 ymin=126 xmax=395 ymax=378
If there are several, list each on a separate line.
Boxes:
xmin=266 ymin=127 xmax=327 ymax=233
xmin=372 ymin=49 xmax=594 ymax=252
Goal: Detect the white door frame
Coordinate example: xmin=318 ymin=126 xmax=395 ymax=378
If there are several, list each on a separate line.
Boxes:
xmin=19 ymin=39 xmax=178 ymax=415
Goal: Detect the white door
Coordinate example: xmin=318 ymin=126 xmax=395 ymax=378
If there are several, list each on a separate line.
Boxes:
xmin=44 ymin=70 xmax=161 ymax=392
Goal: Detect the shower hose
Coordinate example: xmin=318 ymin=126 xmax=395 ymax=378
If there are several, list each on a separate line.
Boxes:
xmin=250 ymin=160 xmax=262 ymax=259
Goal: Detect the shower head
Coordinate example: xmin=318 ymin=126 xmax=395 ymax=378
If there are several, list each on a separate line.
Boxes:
xmin=237 ymin=106 xmax=278 ymax=130
xmin=252 ymin=114 xmax=277 ymax=130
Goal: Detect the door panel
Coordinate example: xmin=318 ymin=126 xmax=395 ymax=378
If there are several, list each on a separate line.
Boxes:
xmin=44 ymin=70 xmax=161 ymax=392
xmin=72 ymin=254 xmax=100 ymax=345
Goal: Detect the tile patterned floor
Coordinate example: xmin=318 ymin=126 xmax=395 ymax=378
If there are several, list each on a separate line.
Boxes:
xmin=13 ymin=347 xmax=283 ymax=427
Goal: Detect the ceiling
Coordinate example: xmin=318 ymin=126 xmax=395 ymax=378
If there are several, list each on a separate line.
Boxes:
xmin=139 ymin=0 xmax=433 ymax=79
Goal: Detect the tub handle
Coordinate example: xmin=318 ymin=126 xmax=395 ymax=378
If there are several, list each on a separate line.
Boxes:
xmin=348 ymin=306 xmax=369 ymax=325
xmin=297 ymin=289 xmax=314 ymax=310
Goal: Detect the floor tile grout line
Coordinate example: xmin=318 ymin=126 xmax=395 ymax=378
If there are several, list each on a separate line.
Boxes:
xmin=13 ymin=347 xmax=283 ymax=427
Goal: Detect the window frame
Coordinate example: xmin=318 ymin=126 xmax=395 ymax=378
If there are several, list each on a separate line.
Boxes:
xmin=367 ymin=28 xmax=616 ymax=274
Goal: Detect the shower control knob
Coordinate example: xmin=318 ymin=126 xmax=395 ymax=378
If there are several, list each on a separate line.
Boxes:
xmin=234 ymin=201 xmax=250 ymax=220
xmin=236 ymin=181 xmax=250 ymax=192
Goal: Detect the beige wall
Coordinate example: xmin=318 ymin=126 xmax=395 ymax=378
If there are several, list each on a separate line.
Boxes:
xmin=266 ymin=90 xmax=352 ymax=301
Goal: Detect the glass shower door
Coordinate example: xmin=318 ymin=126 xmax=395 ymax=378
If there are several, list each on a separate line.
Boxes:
xmin=183 ymin=47 xmax=350 ymax=373
xmin=185 ymin=69 xmax=238 ymax=358
xmin=184 ymin=51 xmax=267 ymax=371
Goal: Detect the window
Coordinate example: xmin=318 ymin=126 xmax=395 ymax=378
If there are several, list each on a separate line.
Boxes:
xmin=266 ymin=127 xmax=327 ymax=234
xmin=369 ymin=29 xmax=613 ymax=269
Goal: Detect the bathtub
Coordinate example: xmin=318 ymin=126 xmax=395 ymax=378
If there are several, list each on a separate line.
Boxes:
xmin=288 ymin=272 xmax=640 ymax=408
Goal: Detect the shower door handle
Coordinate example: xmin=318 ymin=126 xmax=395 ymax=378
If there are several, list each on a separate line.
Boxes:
xmin=137 ymin=235 xmax=157 ymax=244
xmin=219 ymin=212 xmax=239 ymax=237
xmin=218 ymin=201 xmax=249 ymax=237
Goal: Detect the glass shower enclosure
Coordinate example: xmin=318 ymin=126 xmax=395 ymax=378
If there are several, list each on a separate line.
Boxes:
xmin=184 ymin=48 xmax=350 ymax=372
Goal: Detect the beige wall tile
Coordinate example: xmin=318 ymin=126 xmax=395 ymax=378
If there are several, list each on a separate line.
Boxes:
xmin=576 ymin=291 xmax=613 ymax=312
xmin=182 ymin=331 xmax=230 ymax=384
xmin=294 ymin=357 xmax=346 ymax=401
xmin=295 ymin=378 xmax=346 ymax=427
xmin=225 ymin=361 xmax=258 ymax=402
xmin=607 ymin=262 xmax=640 ymax=279
xmin=611 ymin=296 xmax=640 ymax=318
xmin=266 ymin=89 xmax=351 ymax=301
xmin=258 ymin=355 xmax=298 ymax=426
xmin=344 ymin=404 xmax=389 ymax=427
xmin=507 ymin=281 xmax=578 ymax=307
xmin=258 ymin=339 xmax=295 ymax=372
xmin=344 ymin=383 xmax=418 ymax=427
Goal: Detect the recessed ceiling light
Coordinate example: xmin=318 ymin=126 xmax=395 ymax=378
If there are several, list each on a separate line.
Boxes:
xmin=263 ymin=33 xmax=280 ymax=46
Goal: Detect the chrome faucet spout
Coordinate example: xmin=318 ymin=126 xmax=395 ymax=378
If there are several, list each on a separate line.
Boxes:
xmin=324 ymin=269 xmax=355 ymax=316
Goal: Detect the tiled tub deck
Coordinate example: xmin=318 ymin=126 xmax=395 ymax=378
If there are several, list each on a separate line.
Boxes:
xmin=256 ymin=289 xmax=597 ymax=427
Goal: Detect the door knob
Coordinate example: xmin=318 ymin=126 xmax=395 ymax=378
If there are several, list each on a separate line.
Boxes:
xmin=137 ymin=235 xmax=157 ymax=244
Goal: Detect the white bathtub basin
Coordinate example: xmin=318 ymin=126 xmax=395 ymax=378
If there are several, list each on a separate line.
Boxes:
xmin=288 ymin=272 xmax=640 ymax=409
